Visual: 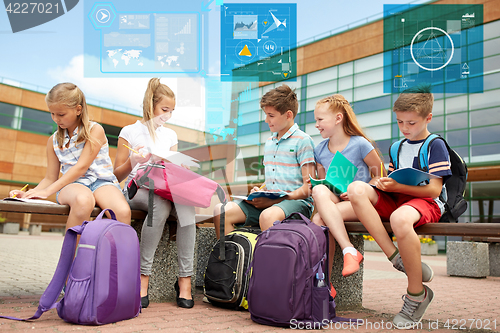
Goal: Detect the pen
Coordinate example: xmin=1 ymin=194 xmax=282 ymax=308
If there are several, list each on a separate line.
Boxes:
xmin=381 ymin=162 xmax=383 ymax=178
xmin=257 ymin=183 xmax=266 ymax=191
xmin=123 ymin=144 xmax=146 ymax=158
xmin=12 ymin=184 xmax=29 ymax=198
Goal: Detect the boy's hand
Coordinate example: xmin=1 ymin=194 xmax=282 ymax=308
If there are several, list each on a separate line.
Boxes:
xmin=376 ymin=177 xmax=400 ymax=192
xmin=246 ymin=197 xmax=275 ymax=209
xmin=249 ymin=186 xmax=261 ymax=194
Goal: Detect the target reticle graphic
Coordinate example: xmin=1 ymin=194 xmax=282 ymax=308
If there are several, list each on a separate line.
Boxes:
xmin=410 ymin=27 xmax=454 ymax=72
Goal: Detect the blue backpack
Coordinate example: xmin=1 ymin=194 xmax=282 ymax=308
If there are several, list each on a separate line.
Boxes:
xmin=389 ymin=134 xmax=468 ymax=222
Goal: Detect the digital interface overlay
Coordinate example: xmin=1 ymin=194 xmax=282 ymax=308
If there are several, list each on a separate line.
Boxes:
xmin=85 ymin=1 xmax=203 ymax=76
xmin=220 ymin=3 xmax=297 ymax=82
xmin=383 ymin=4 xmax=483 ymax=94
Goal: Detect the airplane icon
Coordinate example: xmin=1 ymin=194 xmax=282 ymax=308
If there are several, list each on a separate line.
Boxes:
xmin=263 ymin=11 xmax=286 ymax=35
xmin=270 ymin=11 xmax=286 ymax=28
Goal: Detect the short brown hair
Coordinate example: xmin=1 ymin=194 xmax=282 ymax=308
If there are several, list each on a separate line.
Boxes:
xmin=260 ymin=84 xmax=299 ymax=117
xmin=393 ymin=84 xmax=434 ymax=117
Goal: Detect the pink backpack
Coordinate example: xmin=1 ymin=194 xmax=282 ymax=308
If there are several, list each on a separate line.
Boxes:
xmin=127 ymin=161 xmax=226 ymax=226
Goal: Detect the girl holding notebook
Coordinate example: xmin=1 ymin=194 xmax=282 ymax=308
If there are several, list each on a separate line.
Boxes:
xmin=311 ymin=94 xmax=385 ymax=280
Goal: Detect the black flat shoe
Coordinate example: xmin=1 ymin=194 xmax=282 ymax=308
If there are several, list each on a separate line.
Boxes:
xmin=141 ymin=295 xmax=149 ymax=308
xmin=174 ymin=280 xmax=194 ymax=309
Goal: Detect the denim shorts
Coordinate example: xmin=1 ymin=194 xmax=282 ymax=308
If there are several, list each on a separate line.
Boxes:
xmin=56 ymin=179 xmax=121 ymax=204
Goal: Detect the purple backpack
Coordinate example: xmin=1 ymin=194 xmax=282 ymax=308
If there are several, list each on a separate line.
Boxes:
xmin=0 ymin=209 xmax=141 ymax=325
xmin=247 ymin=213 xmax=341 ymax=328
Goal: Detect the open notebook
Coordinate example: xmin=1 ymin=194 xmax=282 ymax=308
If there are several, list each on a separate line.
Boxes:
xmin=310 ymin=151 xmax=358 ymax=195
xmin=3 ymin=197 xmax=58 ymax=205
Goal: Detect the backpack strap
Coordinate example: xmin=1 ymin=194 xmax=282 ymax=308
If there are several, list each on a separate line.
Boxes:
xmin=389 ymin=139 xmax=406 ymax=170
xmin=218 ymin=168 xmax=229 ymax=261
xmin=0 ymin=224 xmax=85 ymax=321
xmin=417 ymin=134 xmax=441 ymax=172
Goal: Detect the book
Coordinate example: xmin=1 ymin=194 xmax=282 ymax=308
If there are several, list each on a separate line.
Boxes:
xmin=231 ymin=191 xmax=288 ymax=201
xmin=149 ymin=147 xmax=200 ymax=168
xmin=385 ymin=167 xmax=440 ymax=186
xmin=309 ymin=151 xmax=358 ymax=195
xmin=3 ymin=197 xmax=58 ymax=205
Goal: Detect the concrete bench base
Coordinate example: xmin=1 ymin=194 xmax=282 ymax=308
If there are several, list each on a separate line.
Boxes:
xmin=0 ymin=222 xmax=20 ymax=234
xmin=133 ymin=220 xmax=364 ymax=310
xmin=447 ymin=241 xmax=490 ymax=278
xmin=29 ymin=224 xmax=42 ymax=236
xmin=331 ymin=234 xmax=364 ymax=310
xmin=489 ymin=243 xmax=500 ymax=277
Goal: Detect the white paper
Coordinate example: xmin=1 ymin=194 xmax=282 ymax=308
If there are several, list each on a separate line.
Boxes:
xmin=149 ymin=148 xmax=200 ymax=168
xmin=3 ymin=197 xmax=58 ymax=205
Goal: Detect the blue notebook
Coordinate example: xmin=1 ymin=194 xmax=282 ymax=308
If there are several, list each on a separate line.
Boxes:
xmin=231 ymin=191 xmax=288 ymax=201
xmin=386 ymin=167 xmax=440 ymax=186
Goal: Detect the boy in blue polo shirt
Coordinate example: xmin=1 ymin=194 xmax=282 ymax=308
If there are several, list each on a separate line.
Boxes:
xmin=214 ymin=84 xmax=316 ymax=237
xmin=348 ymin=84 xmax=452 ymax=328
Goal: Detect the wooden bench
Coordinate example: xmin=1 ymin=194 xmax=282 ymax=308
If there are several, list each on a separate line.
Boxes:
xmin=0 ymin=200 xmax=214 ymax=230
xmin=2 ymin=200 xmax=500 ymax=310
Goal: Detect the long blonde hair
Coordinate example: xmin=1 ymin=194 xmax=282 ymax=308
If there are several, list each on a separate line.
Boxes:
xmin=46 ymin=83 xmax=96 ymax=150
xmin=316 ymin=94 xmax=383 ymax=160
xmin=142 ymin=78 xmax=176 ymax=142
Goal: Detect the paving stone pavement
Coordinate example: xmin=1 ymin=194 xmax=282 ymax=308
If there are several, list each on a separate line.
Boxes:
xmin=1 ymin=232 xmax=499 ymax=332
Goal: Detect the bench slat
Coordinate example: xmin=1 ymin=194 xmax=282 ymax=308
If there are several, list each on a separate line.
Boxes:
xmin=344 ymin=222 xmax=500 ymax=237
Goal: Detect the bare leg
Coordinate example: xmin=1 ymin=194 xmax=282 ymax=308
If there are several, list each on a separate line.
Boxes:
xmin=178 ymin=276 xmax=192 ymax=300
xmin=94 ymin=185 xmax=131 ymax=224
xmin=58 ymin=183 xmax=95 ymax=230
xmin=348 ymin=181 xmax=397 ymax=257
xmin=312 ymin=214 xmax=336 ymax=271
xmin=312 ymin=185 xmax=353 ymax=250
xmin=213 ymin=202 xmax=247 ymax=239
xmin=140 ymin=275 xmax=149 ymax=298
xmin=390 ymin=206 xmax=423 ymax=294
xmin=259 ymin=206 xmax=286 ymax=231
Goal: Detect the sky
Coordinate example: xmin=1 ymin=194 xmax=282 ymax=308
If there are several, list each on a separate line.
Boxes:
xmin=0 ymin=0 xmax=425 ymax=130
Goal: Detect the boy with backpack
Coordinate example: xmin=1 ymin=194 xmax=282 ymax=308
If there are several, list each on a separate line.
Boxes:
xmin=348 ymin=84 xmax=452 ymax=328
xmin=213 ymin=84 xmax=316 ymax=237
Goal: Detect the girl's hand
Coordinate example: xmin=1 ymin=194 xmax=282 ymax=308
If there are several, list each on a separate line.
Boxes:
xmin=24 ymin=189 xmax=49 ymax=199
xmin=9 ymin=190 xmax=26 ymax=198
xmin=130 ymin=146 xmax=151 ymax=168
xmin=340 ymin=192 xmax=349 ymax=201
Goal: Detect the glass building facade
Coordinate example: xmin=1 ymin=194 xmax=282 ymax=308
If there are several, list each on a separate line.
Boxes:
xmin=233 ymin=19 xmax=500 ymax=224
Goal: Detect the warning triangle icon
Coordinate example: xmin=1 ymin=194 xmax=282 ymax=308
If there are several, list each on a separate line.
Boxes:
xmin=239 ymin=45 xmax=252 ymax=57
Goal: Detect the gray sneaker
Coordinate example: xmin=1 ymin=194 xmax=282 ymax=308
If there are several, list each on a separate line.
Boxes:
xmin=393 ymin=285 xmax=434 ymax=329
xmin=392 ymin=253 xmax=434 ymax=283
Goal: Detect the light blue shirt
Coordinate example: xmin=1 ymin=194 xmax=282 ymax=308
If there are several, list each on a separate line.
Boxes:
xmin=314 ymin=136 xmax=374 ymax=183
xmin=263 ymin=123 xmax=315 ymax=206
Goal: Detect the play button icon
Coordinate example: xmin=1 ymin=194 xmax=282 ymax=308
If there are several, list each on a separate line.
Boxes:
xmin=89 ymin=3 xmax=116 ymax=29
xmin=96 ymin=9 xmax=110 ymax=24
